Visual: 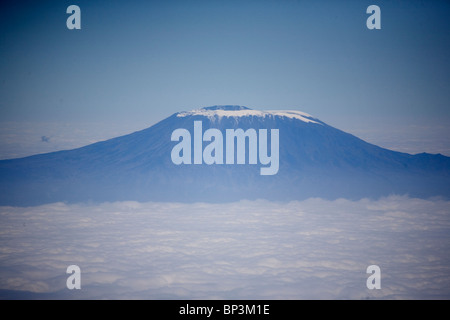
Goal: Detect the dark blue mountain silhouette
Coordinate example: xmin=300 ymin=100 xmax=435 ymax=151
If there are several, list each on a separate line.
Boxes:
xmin=1 ymin=105 xmax=449 ymax=205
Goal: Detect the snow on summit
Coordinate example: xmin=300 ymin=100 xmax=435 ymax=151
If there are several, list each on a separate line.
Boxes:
xmin=177 ymin=105 xmax=322 ymax=124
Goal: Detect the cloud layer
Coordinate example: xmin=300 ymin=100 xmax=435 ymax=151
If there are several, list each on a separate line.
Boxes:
xmin=1 ymin=196 xmax=450 ymax=299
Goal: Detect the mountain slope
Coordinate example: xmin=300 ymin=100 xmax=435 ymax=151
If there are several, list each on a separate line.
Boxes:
xmin=1 ymin=105 xmax=449 ymax=205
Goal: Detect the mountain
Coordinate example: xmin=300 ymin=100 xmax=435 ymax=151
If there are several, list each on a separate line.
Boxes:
xmin=1 ymin=105 xmax=449 ymax=206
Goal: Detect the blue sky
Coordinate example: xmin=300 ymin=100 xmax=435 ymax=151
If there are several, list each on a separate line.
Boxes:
xmin=1 ymin=0 xmax=450 ymax=157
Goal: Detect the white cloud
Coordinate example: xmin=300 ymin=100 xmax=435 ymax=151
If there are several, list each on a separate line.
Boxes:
xmin=1 ymin=196 xmax=450 ymax=299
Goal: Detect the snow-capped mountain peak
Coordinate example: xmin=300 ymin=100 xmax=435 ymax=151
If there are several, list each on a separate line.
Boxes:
xmin=176 ymin=105 xmax=322 ymax=124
